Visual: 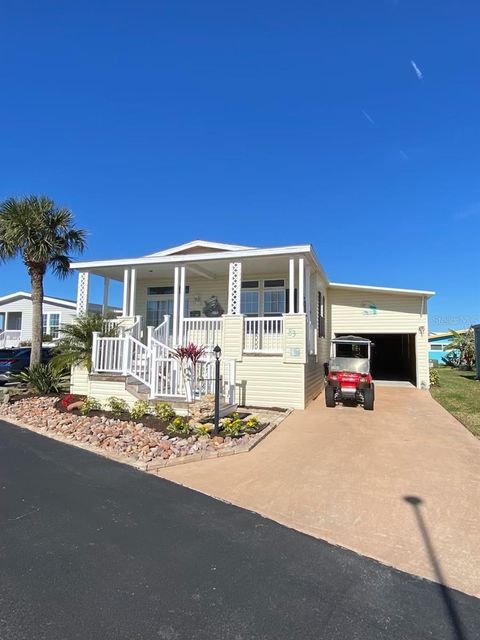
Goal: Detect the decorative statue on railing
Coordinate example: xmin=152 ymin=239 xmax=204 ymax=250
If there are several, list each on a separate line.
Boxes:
xmin=203 ymin=295 xmax=224 ymax=318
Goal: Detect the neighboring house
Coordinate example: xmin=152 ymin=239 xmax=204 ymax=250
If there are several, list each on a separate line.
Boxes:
xmin=69 ymin=240 xmax=435 ymax=409
xmin=428 ymin=330 xmax=467 ymax=364
xmin=0 ymin=291 xmax=112 ymax=348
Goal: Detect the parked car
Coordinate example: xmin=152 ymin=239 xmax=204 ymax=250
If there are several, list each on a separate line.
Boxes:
xmin=0 ymin=348 xmax=53 ymax=384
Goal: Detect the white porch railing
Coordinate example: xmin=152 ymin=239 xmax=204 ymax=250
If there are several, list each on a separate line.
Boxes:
xmin=182 ymin=318 xmax=223 ymax=350
xmin=91 ymin=329 xmax=236 ymax=405
xmin=102 ymin=316 xmax=142 ymax=338
xmin=152 ymin=315 xmax=171 ymax=346
xmin=244 ymin=317 xmax=284 ymax=354
xmin=92 ymin=336 xmax=125 ymax=373
xmin=0 ymin=330 xmax=22 ymax=349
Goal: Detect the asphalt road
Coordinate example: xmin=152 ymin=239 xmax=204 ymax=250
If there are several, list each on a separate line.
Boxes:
xmin=0 ymin=419 xmax=478 ymax=640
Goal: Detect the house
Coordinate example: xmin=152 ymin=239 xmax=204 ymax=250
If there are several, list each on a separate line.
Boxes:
xmin=69 ymin=240 xmax=435 ymax=409
xmin=0 ymin=291 xmax=113 ymax=349
xmin=428 ymin=330 xmax=466 ymax=364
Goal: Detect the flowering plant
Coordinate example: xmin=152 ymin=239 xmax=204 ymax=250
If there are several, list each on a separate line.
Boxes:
xmin=60 ymin=394 xmax=74 ymax=408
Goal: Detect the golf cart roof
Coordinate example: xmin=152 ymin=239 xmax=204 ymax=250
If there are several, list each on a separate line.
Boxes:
xmin=332 ymin=335 xmax=373 ymax=344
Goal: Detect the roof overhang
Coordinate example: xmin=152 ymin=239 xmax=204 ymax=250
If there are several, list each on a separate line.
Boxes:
xmin=71 ymin=245 xmax=329 ymax=283
xmin=329 ymin=282 xmax=435 ymax=298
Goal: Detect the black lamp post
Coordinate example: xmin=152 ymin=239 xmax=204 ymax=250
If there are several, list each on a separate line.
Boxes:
xmin=213 ymin=345 xmax=222 ymax=435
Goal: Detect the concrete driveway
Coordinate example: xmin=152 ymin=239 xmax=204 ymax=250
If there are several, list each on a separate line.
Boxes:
xmin=158 ymin=387 xmax=480 ymax=597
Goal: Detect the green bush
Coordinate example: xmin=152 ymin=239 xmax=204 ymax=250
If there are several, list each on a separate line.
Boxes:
xmin=194 ymin=423 xmax=212 ymax=437
xmin=429 ymin=368 xmax=440 ymax=387
xmin=80 ymin=397 xmax=102 ymax=415
xmin=107 ymin=396 xmax=129 ymax=415
xmin=153 ymin=402 xmax=176 ymax=422
xmin=166 ymin=416 xmax=192 ymax=435
xmin=130 ymin=400 xmax=150 ymax=420
xmin=14 ymin=363 xmax=69 ymax=394
xmin=221 ymin=417 xmax=246 ymax=437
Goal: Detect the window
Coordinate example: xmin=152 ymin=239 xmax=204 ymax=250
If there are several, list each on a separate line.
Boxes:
xmin=430 ymin=344 xmax=444 ymax=352
xmin=6 ymin=312 xmax=22 ymax=330
xmin=264 ymin=279 xmax=284 ymax=288
xmin=263 ymin=290 xmax=285 ymax=315
xmin=146 ymin=299 xmax=189 ymax=328
xmin=42 ymin=313 xmax=61 ymax=338
xmin=241 ymin=280 xmax=259 ymax=289
xmin=241 ymin=291 xmax=259 ymax=316
xmin=147 ymin=286 xmax=189 ymax=296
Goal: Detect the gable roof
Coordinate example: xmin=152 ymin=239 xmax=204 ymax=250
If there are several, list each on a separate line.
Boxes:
xmin=144 ymin=240 xmax=255 ymax=257
xmin=0 ymin=291 xmax=77 ymax=309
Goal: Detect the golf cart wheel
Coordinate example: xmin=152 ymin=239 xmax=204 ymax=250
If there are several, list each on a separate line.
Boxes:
xmin=363 ymin=385 xmax=375 ymax=411
xmin=325 ymin=385 xmax=336 ymax=408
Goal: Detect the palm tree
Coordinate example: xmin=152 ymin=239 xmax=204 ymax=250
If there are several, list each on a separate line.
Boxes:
xmin=51 ymin=313 xmax=117 ymax=372
xmin=0 ymin=195 xmax=87 ymax=365
xmin=445 ymin=329 xmax=476 ymax=369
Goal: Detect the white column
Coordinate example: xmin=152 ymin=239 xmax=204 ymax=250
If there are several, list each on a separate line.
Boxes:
xmin=288 ymin=259 xmax=295 ymax=314
xmin=172 ymin=266 xmax=180 ymax=346
xmin=122 ymin=268 xmax=130 ymax=317
xmin=227 ymin=262 xmax=242 ymax=314
xmin=298 ymin=258 xmax=305 ymax=314
xmin=102 ymin=277 xmax=110 ymax=316
xmin=76 ymin=271 xmax=90 ymax=315
xmin=129 ymin=268 xmax=136 ymax=317
xmin=178 ymin=266 xmax=186 ymax=344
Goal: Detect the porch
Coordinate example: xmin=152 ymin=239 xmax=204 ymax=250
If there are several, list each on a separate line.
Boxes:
xmin=72 ymin=244 xmax=327 ymax=407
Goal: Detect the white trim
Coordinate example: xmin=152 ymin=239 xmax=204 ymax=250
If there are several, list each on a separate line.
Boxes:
xmin=144 ymin=239 xmax=255 ymax=257
xmin=329 ymin=282 xmax=435 ymax=297
xmin=71 ymin=245 xmax=315 ymax=269
xmin=42 ymin=311 xmax=62 ymax=339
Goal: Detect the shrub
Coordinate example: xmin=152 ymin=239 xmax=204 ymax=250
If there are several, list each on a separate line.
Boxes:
xmin=14 ymin=363 xmax=69 ymax=394
xmin=244 ymin=416 xmax=260 ymax=431
xmin=153 ymin=402 xmax=176 ymax=422
xmin=107 ymin=396 xmax=129 ymax=415
xmin=60 ymin=393 xmax=75 ymax=408
xmin=130 ymin=400 xmax=150 ymax=420
xmin=42 ymin=334 xmax=53 ymax=343
xmin=80 ymin=397 xmax=102 ymax=415
xmin=194 ymin=423 xmax=213 ymax=437
xmin=166 ymin=416 xmax=192 ymax=435
xmin=429 ymin=368 xmax=440 ymax=387
xmin=221 ymin=417 xmax=246 ymax=437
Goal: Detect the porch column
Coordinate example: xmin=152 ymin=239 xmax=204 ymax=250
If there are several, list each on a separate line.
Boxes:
xmin=76 ymin=271 xmax=90 ymax=315
xmin=172 ymin=266 xmax=180 ymax=346
xmin=178 ymin=265 xmax=186 ymax=344
xmin=227 ymin=262 xmax=242 ymax=314
xmin=298 ymin=258 xmax=305 ymax=313
xmin=122 ymin=268 xmax=130 ymax=317
xmin=288 ymin=258 xmax=295 ymax=314
xmin=129 ymin=268 xmax=137 ymax=317
xmin=102 ymin=277 xmax=110 ymax=316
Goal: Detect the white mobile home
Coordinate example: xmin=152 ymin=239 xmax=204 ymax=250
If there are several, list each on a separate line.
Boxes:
xmin=69 ymin=240 xmax=434 ymax=410
xmin=0 ymin=291 xmax=108 ymax=348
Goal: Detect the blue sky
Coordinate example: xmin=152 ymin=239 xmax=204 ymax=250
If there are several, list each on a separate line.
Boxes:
xmin=0 ymin=0 xmax=479 ymax=330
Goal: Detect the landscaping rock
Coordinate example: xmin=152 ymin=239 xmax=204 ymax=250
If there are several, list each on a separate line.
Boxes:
xmin=0 ymin=396 xmax=277 ymax=468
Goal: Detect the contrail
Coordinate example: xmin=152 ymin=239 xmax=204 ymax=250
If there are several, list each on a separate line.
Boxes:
xmin=410 ymin=59 xmax=423 ymax=80
xmin=361 ymin=110 xmax=375 ymax=125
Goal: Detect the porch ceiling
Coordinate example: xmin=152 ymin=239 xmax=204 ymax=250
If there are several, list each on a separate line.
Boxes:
xmin=73 ymin=253 xmax=313 ymax=282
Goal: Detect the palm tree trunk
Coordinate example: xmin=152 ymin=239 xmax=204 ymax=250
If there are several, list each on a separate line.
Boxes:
xmin=29 ymin=267 xmax=44 ymax=365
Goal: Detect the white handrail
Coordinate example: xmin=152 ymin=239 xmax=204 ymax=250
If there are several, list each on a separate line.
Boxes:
xmin=153 ymin=315 xmax=170 ymax=345
xmin=244 ymin=317 xmax=284 ymax=354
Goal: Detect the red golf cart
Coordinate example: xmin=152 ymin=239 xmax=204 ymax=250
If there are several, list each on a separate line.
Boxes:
xmin=324 ymin=335 xmax=375 ymax=410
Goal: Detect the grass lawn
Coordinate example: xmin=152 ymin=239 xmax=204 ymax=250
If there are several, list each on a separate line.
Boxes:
xmin=430 ymin=366 xmax=480 ymax=438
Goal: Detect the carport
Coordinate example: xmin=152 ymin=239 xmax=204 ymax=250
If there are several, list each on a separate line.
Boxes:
xmin=335 ymin=332 xmax=417 ymax=385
